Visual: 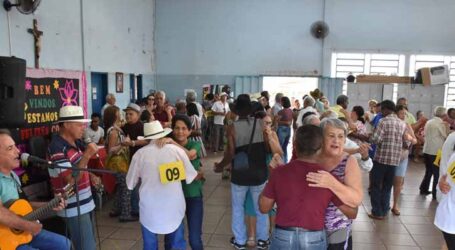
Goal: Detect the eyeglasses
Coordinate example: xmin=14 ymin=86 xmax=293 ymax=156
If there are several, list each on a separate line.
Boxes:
xmin=264 ymin=121 xmax=273 ymax=125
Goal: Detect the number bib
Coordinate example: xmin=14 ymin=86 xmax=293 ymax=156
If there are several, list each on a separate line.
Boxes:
xmin=159 ymin=161 xmax=186 ymax=184
xmin=448 ymin=161 xmax=455 ymax=184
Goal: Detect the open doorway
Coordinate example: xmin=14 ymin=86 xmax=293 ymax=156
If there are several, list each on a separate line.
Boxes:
xmin=263 ymin=76 xmax=318 ymax=162
xmin=263 ymin=77 xmax=319 ymax=107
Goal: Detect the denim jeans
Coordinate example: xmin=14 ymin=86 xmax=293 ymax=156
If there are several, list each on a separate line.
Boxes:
xmin=270 ymin=228 xmax=327 ymax=250
xmin=64 ymin=211 xmax=96 ymax=250
xmin=141 ymin=222 xmax=186 ymax=250
xmin=17 ymin=229 xmax=71 ymax=250
xmin=231 ymin=182 xmax=269 ymax=244
xmin=370 ymin=161 xmax=396 ymax=217
xmin=277 ymin=126 xmax=291 ymax=163
xmin=186 ymin=197 xmax=204 ymax=250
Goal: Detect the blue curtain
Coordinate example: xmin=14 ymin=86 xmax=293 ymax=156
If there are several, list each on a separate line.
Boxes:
xmin=234 ymin=76 xmax=263 ymax=97
xmin=318 ymin=77 xmax=344 ymax=105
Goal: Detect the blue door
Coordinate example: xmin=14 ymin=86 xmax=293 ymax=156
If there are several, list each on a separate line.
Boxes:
xmin=91 ymin=72 xmax=108 ymax=114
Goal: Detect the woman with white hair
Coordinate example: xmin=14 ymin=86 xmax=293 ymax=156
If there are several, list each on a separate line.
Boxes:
xmin=420 ymin=106 xmax=450 ymax=199
xmin=307 ymin=118 xmax=363 ymax=249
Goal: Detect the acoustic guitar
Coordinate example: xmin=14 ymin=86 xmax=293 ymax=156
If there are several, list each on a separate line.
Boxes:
xmin=0 ymin=185 xmax=73 ymax=250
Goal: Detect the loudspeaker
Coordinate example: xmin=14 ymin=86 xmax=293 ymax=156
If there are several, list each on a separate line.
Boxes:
xmin=0 ymin=56 xmax=26 ymax=128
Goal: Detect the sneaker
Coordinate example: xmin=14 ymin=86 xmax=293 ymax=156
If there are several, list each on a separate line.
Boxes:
xmin=230 ymin=237 xmax=246 ymax=250
xmin=257 ymin=239 xmax=270 ymax=249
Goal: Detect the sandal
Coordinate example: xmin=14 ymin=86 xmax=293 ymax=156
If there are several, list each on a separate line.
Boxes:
xmin=213 ymin=162 xmax=224 ymax=173
xmin=391 ymin=208 xmax=400 ymax=216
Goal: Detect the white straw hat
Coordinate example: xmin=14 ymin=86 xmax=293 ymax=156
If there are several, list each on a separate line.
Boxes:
xmin=56 ymin=106 xmax=91 ymax=123
xmin=138 ymin=121 xmax=172 ymax=140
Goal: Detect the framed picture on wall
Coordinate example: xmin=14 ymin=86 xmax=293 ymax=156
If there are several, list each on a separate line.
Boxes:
xmin=116 ymin=72 xmax=123 ymax=93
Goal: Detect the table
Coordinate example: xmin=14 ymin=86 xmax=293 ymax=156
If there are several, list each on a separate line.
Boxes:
xmin=88 ymin=146 xmax=116 ymax=194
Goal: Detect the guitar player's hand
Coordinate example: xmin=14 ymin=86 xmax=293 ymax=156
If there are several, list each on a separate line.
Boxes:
xmin=52 ymin=194 xmax=66 ymax=212
xmin=29 ymin=221 xmax=42 ymax=236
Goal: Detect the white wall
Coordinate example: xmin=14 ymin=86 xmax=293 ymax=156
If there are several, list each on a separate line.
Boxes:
xmin=322 ymin=0 xmax=455 ymax=75
xmin=0 ymin=0 xmax=156 ymax=113
xmin=156 ymin=0 xmax=455 ymax=78
xmin=156 ymin=0 xmax=323 ymax=76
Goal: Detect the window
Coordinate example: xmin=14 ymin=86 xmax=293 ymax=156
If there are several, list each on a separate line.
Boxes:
xmin=409 ymin=55 xmax=453 ymax=107
xmin=331 ymin=53 xmax=405 ymax=97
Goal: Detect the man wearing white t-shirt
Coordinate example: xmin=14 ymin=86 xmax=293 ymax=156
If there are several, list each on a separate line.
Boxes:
xmin=126 ymin=121 xmax=197 ymax=250
xmin=211 ymin=92 xmax=230 ymax=152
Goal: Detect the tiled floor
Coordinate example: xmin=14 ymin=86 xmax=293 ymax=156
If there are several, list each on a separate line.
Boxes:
xmin=94 ymin=153 xmax=446 ymax=250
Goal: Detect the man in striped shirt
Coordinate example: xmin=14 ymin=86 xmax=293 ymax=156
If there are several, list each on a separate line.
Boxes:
xmin=369 ymin=100 xmax=410 ymax=220
xmin=48 ymin=106 xmax=100 ymax=250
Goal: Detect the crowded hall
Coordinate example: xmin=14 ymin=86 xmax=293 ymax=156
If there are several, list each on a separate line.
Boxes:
xmin=1 ymin=1 xmax=455 ymax=250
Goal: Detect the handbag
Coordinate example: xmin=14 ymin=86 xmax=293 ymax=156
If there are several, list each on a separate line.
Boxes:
xmin=105 ymin=149 xmax=129 ymax=173
xmin=105 ymin=127 xmax=130 ymax=173
xmin=233 ymin=118 xmax=257 ymax=171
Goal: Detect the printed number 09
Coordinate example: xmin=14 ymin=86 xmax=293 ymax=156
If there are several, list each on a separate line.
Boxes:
xmin=165 ymin=168 xmax=180 ymax=181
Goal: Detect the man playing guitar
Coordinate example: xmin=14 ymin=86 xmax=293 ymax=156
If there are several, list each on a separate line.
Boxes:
xmin=0 ymin=129 xmax=70 ymax=250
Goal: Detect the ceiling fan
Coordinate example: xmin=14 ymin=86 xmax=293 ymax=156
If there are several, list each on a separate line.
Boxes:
xmin=3 ymin=0 xmax=42 ymax=14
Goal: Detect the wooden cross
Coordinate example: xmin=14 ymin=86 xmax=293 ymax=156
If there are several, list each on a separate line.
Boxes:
xmin=27 ymin=19 xmax=43 ymax=68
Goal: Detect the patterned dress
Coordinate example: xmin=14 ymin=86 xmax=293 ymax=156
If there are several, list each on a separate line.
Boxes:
xmin=325 ymin=156 xmax=352 ymax=247
xmin=189 ymin=114 xmax=207 ymax=157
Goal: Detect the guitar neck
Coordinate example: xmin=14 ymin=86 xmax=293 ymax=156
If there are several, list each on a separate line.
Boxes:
xmin=23 ymin=197 xmax=60 ymax=221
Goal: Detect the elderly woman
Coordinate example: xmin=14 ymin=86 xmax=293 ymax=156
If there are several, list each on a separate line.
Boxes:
xmin=306 ymin=118 xmax=363 ymax=249
xmin=420 ymin=106 xmax=450 ymax=200
xmin=140 ymin=93 xmax=156 ymax=122
xmin=391 ymin=105 xmax=417 ymax=216
xmin=153 ymin=91 xmax=173 ymax=128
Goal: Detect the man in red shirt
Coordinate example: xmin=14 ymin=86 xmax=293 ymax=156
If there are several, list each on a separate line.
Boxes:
xmin=259 ymin=125 xmax=356 ymax=249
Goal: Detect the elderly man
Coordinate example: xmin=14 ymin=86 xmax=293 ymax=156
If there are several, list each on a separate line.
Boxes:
xmin=186 ymin=90 xmax=204 ymax=119
xmin=101 ymin=93 xmax=116 ymax=118
xmin=295 ymin=95 xmax=318 ymax=128
xmin=126 ymin=121 xmax=197 ymax=250
xmin=48 ymin=105 xmax=101 ymax=250
xmin=121 ymin=103 xmax=148 ymax=219
xmin=271 ymin=93 xmax=283 ymax=116
xmin=153 ymin=91 xmax=173 ymax=128
xmin=260 ymin=125 xmax=356 ymax=249
xmin=211 ymin=92 xmax=229 ymax=153
xmin=331 ymin=95 xmax=349 ymax=118
xmin=421 ymin=106 xmax=450 ymax=199
xmin=0 ymin=129 xmax=70 ymax=250
xmin=368 ymin=100 xmax=411 ymax=220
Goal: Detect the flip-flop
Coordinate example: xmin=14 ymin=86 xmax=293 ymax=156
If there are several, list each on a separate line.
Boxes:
xmin=391 ymin=208 xmax=401 ymax=216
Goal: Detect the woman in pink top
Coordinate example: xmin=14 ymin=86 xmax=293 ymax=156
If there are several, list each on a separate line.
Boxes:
xmin=275 ymin=96 xmax=293 ymax=163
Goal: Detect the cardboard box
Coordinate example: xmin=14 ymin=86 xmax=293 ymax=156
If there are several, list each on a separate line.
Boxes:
xmin=356 ymin=75 xmax=413 ymax=84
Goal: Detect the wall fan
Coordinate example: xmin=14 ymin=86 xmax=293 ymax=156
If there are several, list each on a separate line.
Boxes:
xmin=310 ymin=21 xmax=330 ymax=39
xmin=3 ymin=0 xmax=41 ymax=14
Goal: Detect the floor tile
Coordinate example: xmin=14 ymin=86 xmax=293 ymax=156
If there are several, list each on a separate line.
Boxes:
xmin=87 ymin=152 xmax=447 ymax=249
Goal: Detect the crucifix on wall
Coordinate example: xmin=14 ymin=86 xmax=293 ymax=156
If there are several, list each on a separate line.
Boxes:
xmin=27 ymin=19 xmax=43 ymax=68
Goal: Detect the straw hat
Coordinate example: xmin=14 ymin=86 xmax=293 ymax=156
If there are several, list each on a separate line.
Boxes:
xmin=56 ymin=106 xmax=91 ymax=123
xmin=137 ymin=121 xmax=172 ymax=140
xmin=123 ymin=103 xmax=141 ymax=113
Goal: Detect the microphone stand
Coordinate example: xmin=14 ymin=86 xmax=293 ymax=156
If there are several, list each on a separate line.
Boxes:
xmin=35 ymin=161 xmax=115 ymax=250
